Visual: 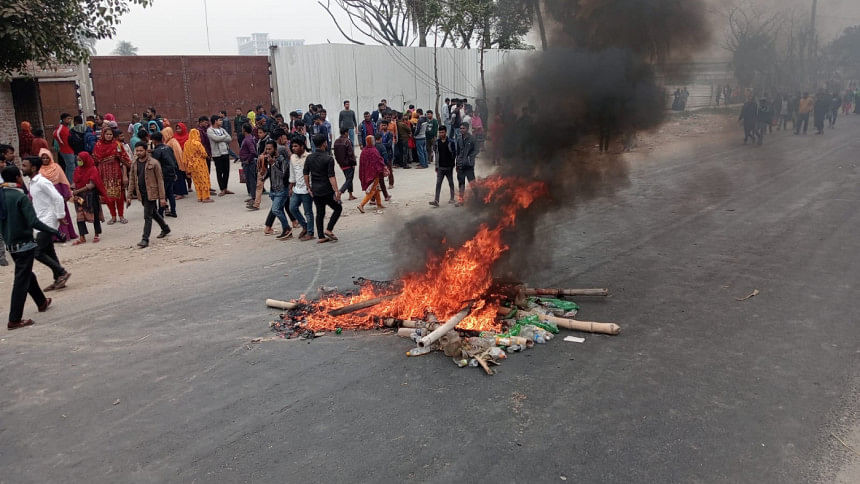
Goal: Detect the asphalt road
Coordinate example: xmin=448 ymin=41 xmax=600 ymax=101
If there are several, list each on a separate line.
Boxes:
xmin=1 ymin=117 xmax=858 ymax=483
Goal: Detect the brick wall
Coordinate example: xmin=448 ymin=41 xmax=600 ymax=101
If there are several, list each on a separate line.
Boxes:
xmin=0 ymin=82 xmax=20 ymax=153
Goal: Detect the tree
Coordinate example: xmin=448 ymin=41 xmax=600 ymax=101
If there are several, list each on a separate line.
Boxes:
xmin=723 ymin=4 xmax=782 ymax=89
xmin=0 ymin=0 xmax=152 ymax=78
xmin=827 ymin=26 xmax=860 ymax=81
xmin=112 ymin=40 xmax=139 ymax=56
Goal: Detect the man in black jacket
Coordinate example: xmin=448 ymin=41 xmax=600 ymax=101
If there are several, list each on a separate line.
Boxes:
xmin=150 ymin=132 xmax=179 ymax=218
xmin=455 ymin=122 xmax=477 ymax=207
xmin=738 ymin=96 xmax=758 ymax=144
xmin=429 ymin=125 xmax=457 ymax=207
xmin=1 ymin=166 xmax=65 ymax=329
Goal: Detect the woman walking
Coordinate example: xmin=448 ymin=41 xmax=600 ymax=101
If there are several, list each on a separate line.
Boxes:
xmin=173 ymin=122 xmax=193 ymax=191
xmin=162 ymin=127 xmax=189 ymax=199
xmin=37 ymin=149 xmax=77 ymax=242
xmin=71 ymin=152 xmax=107 ymax=245
xmin=184 ymin=130 xmax=213 ymax=203
xmin=92 ymin=127 xmax=131 ymax=224
xmin=357 ymin=136 xmax=386 ymax=213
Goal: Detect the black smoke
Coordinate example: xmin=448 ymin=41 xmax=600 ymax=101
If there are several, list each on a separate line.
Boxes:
xmin=393 ymin=0 xmax=711 ymax=277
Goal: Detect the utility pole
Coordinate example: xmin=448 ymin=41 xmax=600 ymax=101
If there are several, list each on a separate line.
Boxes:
xmin=809 ymin=0 xmax=818 ymax=87
xmin=203 ymin=0 xmax=212 ymax=53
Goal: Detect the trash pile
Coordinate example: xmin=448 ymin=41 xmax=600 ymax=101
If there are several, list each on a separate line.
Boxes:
xmin=265 ymin=278 xmax=621 ymax=375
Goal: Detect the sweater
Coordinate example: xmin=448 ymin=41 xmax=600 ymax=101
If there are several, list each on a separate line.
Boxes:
xmin=1 ymin=186 xmax=58 ymax=251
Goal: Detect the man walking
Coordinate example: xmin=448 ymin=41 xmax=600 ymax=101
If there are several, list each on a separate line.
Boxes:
xmin=288 ymin=138 xmax=315 ymax=241
xmin=425 ymin=110 xmax=439 ymax=166
xmin=239 ymin=124 xmax=258 ymax=203
xmin=21 ymin=156 xmax=71 ymax=291
xmin=304 ymin=134 xmax=342 ymax=243
xmin=150 ymin=132 xmax=179 ymax=218
xmin=339 ymin=100 xmax=358 ymax=145
xmin=53 ymin=113 xmax=76 ymax=183
xmin=333 ymin=128 xmax=357 ymax=200
xmin=1 ymin=166 xmax=65 ymax=330
xmin=739 ymin=96 xmax=758 ymax=144
xmin=207 ymin=115 xmax=233 ymax=196
xmin=796 ymin=92 xmax=813 ymax=135
xmin=429 ymin=125 xmax=456 ymax=207
xmin=455 ymin=122 xmax=477 ymax=207
xmin=127 ymin=142 xmax=170 ymax=248
xmin=813 ymin=92 xmax=828 ymax=135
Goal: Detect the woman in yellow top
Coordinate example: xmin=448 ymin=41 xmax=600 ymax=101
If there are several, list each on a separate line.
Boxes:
xmin=184 ymin=130 xmax=214 ymax=203
xmin=161 ymin=127 xmax=188 ymax=199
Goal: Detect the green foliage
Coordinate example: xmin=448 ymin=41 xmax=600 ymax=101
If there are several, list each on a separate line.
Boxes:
xmin=0 ymin=0 xmax=152 ymax=78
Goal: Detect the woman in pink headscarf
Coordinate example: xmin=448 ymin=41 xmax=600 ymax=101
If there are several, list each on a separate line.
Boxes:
xmin=37 ymin=148 xmax=78 ymax=241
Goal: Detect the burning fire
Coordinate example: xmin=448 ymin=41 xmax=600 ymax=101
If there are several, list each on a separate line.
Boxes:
xmin=302 ymin=176 xmax=547 ymax=332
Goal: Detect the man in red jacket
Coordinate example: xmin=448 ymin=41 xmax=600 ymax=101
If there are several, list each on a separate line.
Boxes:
xmin=53 ymin=113 xmax=75 ymax=184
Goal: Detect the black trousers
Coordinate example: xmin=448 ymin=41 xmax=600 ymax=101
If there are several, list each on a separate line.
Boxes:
xmin=35 ymin=231 xmax=66 ymax=280
xmin=434 ymin=167 xmax=455 ymax=202
xmin=141 ymin=199 xmax=169 ymax=242
xmin=214 ymin=155 xmax=230 ymax=190
xmin=457 ymin=166 xmax=476 ymax=200
xmin=795 ymin=114 xmax=809 ymax=134
xmin=159 ymin=181 xmax=176 ymax=217
xmin=313 ymin=193 xmax=343 ymax=238
xmin=9 ymin=249 xmax=46 ymax=323
xmin=77 ymin=217 xmax=102 ymax=237
xmin=339 ymin=167 xmax=355 ymax=194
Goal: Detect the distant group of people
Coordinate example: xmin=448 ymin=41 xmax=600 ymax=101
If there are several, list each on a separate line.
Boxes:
xmin=738 ymin=85 xmax=859 ymax=145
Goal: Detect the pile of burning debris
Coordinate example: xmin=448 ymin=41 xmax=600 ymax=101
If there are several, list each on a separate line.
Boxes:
xmin=264 ymin=278 xmax=620 ymax=375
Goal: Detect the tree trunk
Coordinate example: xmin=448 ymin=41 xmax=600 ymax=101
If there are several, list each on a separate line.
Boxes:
xmin=434 ymin=30 xmax=441 ymax=116
xmin=534 ymin=0 xmax=548 ymax=50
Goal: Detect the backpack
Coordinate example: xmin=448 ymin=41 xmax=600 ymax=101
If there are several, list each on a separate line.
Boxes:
xmin=69 ymin=128 xmax=86 ymax=154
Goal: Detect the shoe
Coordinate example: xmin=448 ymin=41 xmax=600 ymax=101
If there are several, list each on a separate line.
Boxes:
xmin=244 ymin=198 xmax=253 ymax=203
xmin=38 ymin=298 xmax=52 ymax=312
xmin=137 ymin=240 xmax=149 ymax=248
xmin=0 ymin=258 xmax=7 ymax=267
xmin=454 ymin=201 xmax=463 ymax=207
xmin=300 ymin=234 xmax=314 ymax=241
xmin=448 ymin=199 xmax=455 ymax=204
xmin=246 ymin=205 xmax=259 ymax=211
xmin=8 ymin=319 xmax=34 ymax=330
xmin=429 ymin=201 xmax=439 ymax=207
xmin=157 ymin=228 xmax=171 ymax=239
xmin=276 ymin=231 xmax=293 ymax=240
xmin=166 ymin=212 xmax=178 ymax=218
xmin=298 ymin=229 xmax=307 ymax=238
xmin=54 ymin=272 xmax=71 ymax=290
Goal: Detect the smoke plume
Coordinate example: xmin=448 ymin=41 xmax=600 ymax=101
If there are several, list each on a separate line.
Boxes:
xmin=394 ymin=0 xmax=711 ymax=277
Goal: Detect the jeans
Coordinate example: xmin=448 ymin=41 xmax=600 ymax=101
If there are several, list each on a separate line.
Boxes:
xmin=35 ymin=231 xmax=66 ymax=280
xmin=141 ymin=199 xmax=169 ymax=242
xmin=434 ymin=167 xmax=455 ymax=202
xmin=395 ymin=140 xmax=409 ymax=167
xmin=9 ymin=249 xmax=46 ymax=323
xmin=158 ymin=180 xmax=176 ymax=217
xmin=313 ymin=193 xmax=343 ymax=238
xmin=269 ymin=189 xmax=290 ymax=231
xmin=339 ymin=167 xmax=355 ymax=194
xmin=60 ymin=153 xmax=76 ymax=186
xmin=213 ymin=154 xmax=230 ymax=191
xmin=289 ymin=192 xmax=314 ymax=235
xmin=348 ymin=128 xmax=355 ymax=146
xmin=426 ymin=137 xmax=436 ymax=165
xmin=457 ymin=166 xmax=476 ymax=201
xmin=415 ymin=138 xmax=428 ymax=167
xmin=243 ymin=162 xmax=257 ymax=198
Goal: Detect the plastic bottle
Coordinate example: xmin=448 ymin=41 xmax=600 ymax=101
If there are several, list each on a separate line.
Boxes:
xmin=488 ymin=347 xmax=507 ymax=359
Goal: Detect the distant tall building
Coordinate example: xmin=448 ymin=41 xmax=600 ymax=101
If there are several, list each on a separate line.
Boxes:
xmin=237 ymin=33 xmax=304 ymax=56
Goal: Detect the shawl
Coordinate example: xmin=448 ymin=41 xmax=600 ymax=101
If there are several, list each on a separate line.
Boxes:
xmin=358 ymin=145 xmax=385 ymax=191
xmin=93 ymin=128 xmax=130 ymax=165
xmin=147 ymin=120 xmax=160 ymax=133
xmin=19 ymin=121 xmax=34 ymax=156
xmin=162 ymin=127 xmax=186 ymax=172
xmin=38 ymin=148 xmax=70 ymax=187
xmin=129 ymin=122 xmax=143 ymax=147
xmin=74 ymin=152 xmax=108 ymax=199
xmin=173 ymin=122 xmax=190 ymax=148
xmin=103 ymin=113 xmax=116 ymax=122
xmin=183 ymin=129 xmax=208 ymax=168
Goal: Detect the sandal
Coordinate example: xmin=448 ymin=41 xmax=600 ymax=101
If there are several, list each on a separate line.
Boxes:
xmin=119 ymin=217 xmax=128 ymax=224
xmin=93 ymin=236 xmax=100 ymax=243
xmin=317 ymin=237 xmax=330 ymax=244
xmin=107 ymin=218 xmax=116 ymax=225
xmin=72 ymin=239 xmax=86 ymax=246
xmin=357 ymin=205 xmax=365 ymax=213
xmin=324 ymin=232 xmax=338 ymax=241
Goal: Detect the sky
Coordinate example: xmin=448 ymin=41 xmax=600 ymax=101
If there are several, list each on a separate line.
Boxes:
xmin=95 ymin=0 xmax=860 ymax=57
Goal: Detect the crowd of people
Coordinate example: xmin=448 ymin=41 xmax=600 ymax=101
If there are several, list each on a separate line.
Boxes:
xmin=737 ymin=85 xmax=859 ymax=146
xmin=0 ymin=97 xmax=488 ymax=328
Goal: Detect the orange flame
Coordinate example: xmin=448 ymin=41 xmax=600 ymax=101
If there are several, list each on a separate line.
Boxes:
xmin=300 ymin=176 xmax=547 ymax=333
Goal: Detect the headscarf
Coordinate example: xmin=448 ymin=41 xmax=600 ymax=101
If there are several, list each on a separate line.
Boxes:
xmin=162 ymin=127 xmax=186 ymax=172
xmin=20 ymin=121 xmax=31 ymax=133
xmin=174 ymin=122 xmax=190 ymax=148
xmin=86 ymin=121 xmax=95 ymax=129
xmin=162 ymin=119 xmax=171 ymax=128
xmin=103 ymin=113 xmax=116 ymax=122
xmin=183 ymin=129 xmax=208 ymax=168
xmin=74 ymin=152 xmax=108 ymax=199
xmin=129 ymin=122 xmax=143 ymax=147
xmin=93 ymin=126 xmax=126 ymax=163
xmin=358 ymin=143 xmax=385 ymax=191
xmin=38 ymin=148 xmax=70 ymax=187
xmin=19 ymin=121 xmax=34 ymax=156
xmin=147 ymin=120 xmax=160 ymax=133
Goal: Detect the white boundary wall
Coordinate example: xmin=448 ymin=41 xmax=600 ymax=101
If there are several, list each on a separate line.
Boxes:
xmin=270 ymin=44 xmax=533 ymax=117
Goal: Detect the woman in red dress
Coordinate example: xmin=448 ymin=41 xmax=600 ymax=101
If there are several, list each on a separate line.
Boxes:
xmin=92 ymin=128 xmax=131 ymax=224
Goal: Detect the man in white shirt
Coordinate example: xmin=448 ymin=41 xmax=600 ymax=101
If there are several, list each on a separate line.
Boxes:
xmin=288 ymin=138 xmax=315 ymax=241
xmin=22 ymin=156 xmax=71 ymax=291
xmin=207 ymin=115 xmax=234 ymax=197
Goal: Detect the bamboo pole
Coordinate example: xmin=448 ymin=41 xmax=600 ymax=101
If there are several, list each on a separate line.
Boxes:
xmin=525 ymin=287 xmax=610 ymax=297
xmin=417 ymin=305 xmax=472 ymax=348
xmin=497 ymin=307 xmax=621 ymax=335
xmin=328 ymin=293 xmax=401 ymax=316
xmin=266 ymin=299 xmax=298 ymax=310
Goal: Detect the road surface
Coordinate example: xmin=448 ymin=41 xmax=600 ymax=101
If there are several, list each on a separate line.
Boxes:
xmin=1 ymin=117 xmax=858 ymax=483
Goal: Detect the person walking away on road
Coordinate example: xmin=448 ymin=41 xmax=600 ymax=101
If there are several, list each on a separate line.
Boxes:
xmin=263 ymin=140 xmax=292 ymax=240
xmin=150 ymin=132 xmax=179 ymax=218
xmin=339 ymin=101 xmax=358 ymax=145
xmin=184 ymin=130 xmax=213 ymax=203
xmin=93 ymin=127 xmax=131 ymax=224
xmin=162 ymin=127 xmax=187 ymax=201
xmin=304 ymin=134 xmax=342 ymax=243
xmin=373 ymin=134 xmax=391 ymax=202
xmin=1 ymin=165 xmax=66 ymax=330
xmin=813 ymin=92 xmax=828 ymax=135
xmin=239 ymin=124 xmax=258 ymax=204
xmin=53 ymin=113 xmax=76 ymax=184
xmin=127 ymin=142 xmax=170 ymax=248
xmin=71 ymin=152 xmax=107 ymax=245
xmin=333 ymin=128 xmax=357 ymax=200
xmin=288 ymin=138 xmax=315 ymax=241
xmin=207 ymin=115 xmax=233 ymax=196
xmin=796 ymin=92 xmax=813 ymax=135
xmin=358 ymin=112 xmax=376 ymax=148
xmin=37 ymin=149 xmax=77 ymax=242
xmin=739 ymin=96 xmax=758 ymax=144
xmin=755 ymin=98 xmax=771 ymax=146
xmin=248 ymin=126 xmax=271 ymax=211
xmin=429 ymin=125 xmax=457 ymax=208
xmin=455 ymin=123 xmax=477 ymax=207
xmin=357 ymin=135 xmax=387 ymax=214
xmin=21 ymin=156 xmax=71 ymax=291
xmin=413 ymin=109 xmax=429 ymax=169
